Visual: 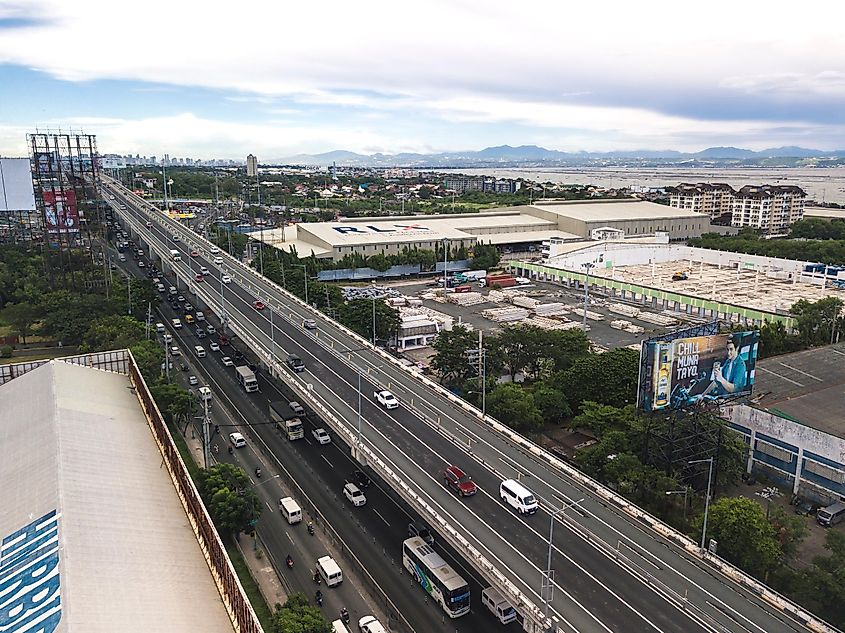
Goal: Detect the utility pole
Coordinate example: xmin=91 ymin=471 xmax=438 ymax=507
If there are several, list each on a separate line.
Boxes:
xmin=202 ymin=397 xmax=211 ymax=468
xmin=145 ymin=302 xmax=152 ymax=340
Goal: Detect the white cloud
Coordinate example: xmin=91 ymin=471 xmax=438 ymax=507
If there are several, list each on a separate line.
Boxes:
xmin=0 ymin=0 xmax=843 ymax=152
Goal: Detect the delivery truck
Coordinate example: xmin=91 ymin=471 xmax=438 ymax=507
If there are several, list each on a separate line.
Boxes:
xmin=269 ymin=401 xmax=304 ymax=440
xmin=235 ymin=365 xmax=259 ymax=393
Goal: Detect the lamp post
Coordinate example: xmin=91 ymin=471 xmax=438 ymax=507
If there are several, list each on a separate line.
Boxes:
xmin=294 ymin=264 xmax=309 ymax=305
xmin=543 ymin=498 xmax=584 ymax=617
xmin=442 ymin=237 xmax=449 ymax=290
xmin=371 ymin=281 xmax=377 ymax=346
xmin=665 ymin=488 xmax=689 ymax=521
xmin=581 ymin=261 xmax=596 ymax=331
xmin=689 ymin=457 xmax=714 ymax=551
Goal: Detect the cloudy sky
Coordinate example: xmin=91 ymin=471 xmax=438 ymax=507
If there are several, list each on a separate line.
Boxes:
xmin=1 ymin=1 xmax=843 ymax=159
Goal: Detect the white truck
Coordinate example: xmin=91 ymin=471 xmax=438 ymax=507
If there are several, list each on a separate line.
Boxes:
xmin=460 ymin=269 xmax=487 ymax=282
xmin=269 ymin=401 xmax=304 ymax=440
xmin=169 ymin=249 xmax=181 ymax=262
xmin=235 ymin=365 xmax=259 ymax=393
xmin=481 ymin=586 xmax=517 ymax=624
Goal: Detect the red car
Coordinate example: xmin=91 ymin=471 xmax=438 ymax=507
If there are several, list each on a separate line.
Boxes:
xmin=443 ymin=465 xmax=477 ymax=497
xmin=195 ymin=273 xmax=204 ymax=282
xmin=190 ymin=250 xmax=199 ymax=257
xmin=253 ymin=300 xmax=266 ymax=311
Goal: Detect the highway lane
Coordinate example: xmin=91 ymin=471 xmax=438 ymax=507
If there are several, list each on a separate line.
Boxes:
xmin=116 ymin=195 xmax=708 ymax=633
xmin=110 ymin=181 xmax=817 ymax=633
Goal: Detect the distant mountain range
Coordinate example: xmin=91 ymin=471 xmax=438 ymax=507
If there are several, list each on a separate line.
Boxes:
xmin=274 ymin=145 xmax=845 ymax=168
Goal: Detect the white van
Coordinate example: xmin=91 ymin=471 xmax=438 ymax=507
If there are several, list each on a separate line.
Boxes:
xmin=195 ymin=311 xmax=205 ymax=321
xmin=330 ymin=620 xmax=351 ymax=633
xmin=194 ymin=345 xmax=206 ymax=358
xmin=817 ymin=501 xmax=845 ymax=527
xmin=155 ymin=322 xmax=165 ymax=333
xmin=198 ymin=386 xmax=212 ymax=402
xmin=172 ymin=318 xmax=182 ymax=329
xmin=482 ymin=586 xmax=517 ymax=624
xmin=279 ymin=497 xmax=302 ymax=524
xmin=500 ymin=479 xmax=538 ymax=515
xmin=316 ymin=555 xmax=343 ymax=587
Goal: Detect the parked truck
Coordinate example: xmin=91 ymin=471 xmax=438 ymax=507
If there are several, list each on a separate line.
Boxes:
xmin=480 ymin=274 xmax=516 ymax=288
xmin=481 ymin=586 xmax=517 ymax=624
xmin=235 ymin=365 xmax=259 ymax=393
xmin=169 ymin=249 xmax=181 ymax=262
xmin=269 ymin=401 xmax=304 ymax=440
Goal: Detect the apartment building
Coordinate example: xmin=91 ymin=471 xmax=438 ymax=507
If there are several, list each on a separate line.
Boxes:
xmin=731 ymin=185 xmax=806 ymax=233
xmin=668 ymin=182 xmax=735 ymax=219
xmin=443 ymin=176 xmax=521 ymax=194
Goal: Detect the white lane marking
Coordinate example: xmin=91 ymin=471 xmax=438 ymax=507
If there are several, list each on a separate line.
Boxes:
xmin=756 ymin=366 xmax=804 ymax=387
xmin=372 ymin=509 xmax=391 ymax=527
xmin=776 ymin=362 xmax=823 ymax=382
xmin=320 ymin=454 xmax=333 ymax=468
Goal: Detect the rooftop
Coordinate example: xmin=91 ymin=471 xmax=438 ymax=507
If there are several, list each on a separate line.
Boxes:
xmin=0 ymin=360 xmax=233 ymax=633
xmin=532 ymin=199 xmax=706 ymax=221
xmin=752 ymin=343 xmax=845 ymax=438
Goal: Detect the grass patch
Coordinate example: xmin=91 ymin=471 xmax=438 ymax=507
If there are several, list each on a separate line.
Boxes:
xmin=224 ymin=537 xmax=275 ymax=628
xmin=166 ymin=421 xmax=202 ymax=479
xmin=0 ymin=350 xmax=68 ymax=365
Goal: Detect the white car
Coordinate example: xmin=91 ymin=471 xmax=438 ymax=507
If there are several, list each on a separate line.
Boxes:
xmin=137 ymin=261 xmax=145 ymax=268
xmin=221 ymin=356 xmax=233 ymax=367
xmin=170 ymin=346 xmax=181 ymax=356
xmin=229 ymin=432 xmax=246 ymax=448
xmin=209 ymin=341 xmax=220 ymax=352
xmin=375 ymin=390 xmax=399 ymax=410
xmin=343 ymin=482 xmax=366 ymax=507
xmin=210 ymin=246 xmax=220 ymax=254
xmin=358 ymin=616 xmax=386 ymax=633
xmin=199 ymin=266 xmax=209 ymax=275
xmin=213 ymin=256 xmax=223 ymax=265
xmin=221 ymin=274 xmax=231 ymax=284
xmin=188 ymin=375 xmax=198 ymax=386
xmin=312 ymin=428 xmax=331 ymax=445
xmin=163 ymin=334 xmax=173 ymax=344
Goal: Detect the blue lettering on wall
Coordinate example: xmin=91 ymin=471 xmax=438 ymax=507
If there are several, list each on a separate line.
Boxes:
xmin=1 ymin=511 xmax=61 ymax=633
xmin=332 ymin=226 xmax=365 ymax=235
xmin=366 ymin=225 xmax=396 ymax=233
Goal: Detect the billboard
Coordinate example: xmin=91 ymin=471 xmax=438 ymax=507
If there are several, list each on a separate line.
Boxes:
xmin=638 ymin=330 xmax=759 ymax=412
xmin=43 ymin=189 xmax=79 ymax=233
xmin=0 ymin=158 xmax=36 ymax=211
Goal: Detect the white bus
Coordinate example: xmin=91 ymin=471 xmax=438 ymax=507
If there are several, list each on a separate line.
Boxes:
xmin=402 ymin=536 xmax=470 ymax=618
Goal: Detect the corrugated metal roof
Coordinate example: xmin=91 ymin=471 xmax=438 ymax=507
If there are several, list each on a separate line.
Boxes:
xmin=0 ymin=361 xmax=233 ymax=633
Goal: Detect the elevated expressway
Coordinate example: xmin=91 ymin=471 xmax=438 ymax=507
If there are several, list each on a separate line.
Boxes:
xmin=104 ymin=175 xmax=834 ymax=633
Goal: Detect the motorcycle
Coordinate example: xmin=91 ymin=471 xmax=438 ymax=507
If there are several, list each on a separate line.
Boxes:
xmin=307 ymin=522 xmax=314 ymax=536
xmin=315 ymin=591 xmax=323 ymax=607
xmin=255 ymin=467 xmax=262 ymax=478
xmin=228 ymin=445 xmax=234 ymax=455
xmin=285 ymin=555 xmax=294 ymax=569
xmin=340 ymin=607 xmax=350 ymax=624
xmin=313 ymin=571 xmax=321 ymax=585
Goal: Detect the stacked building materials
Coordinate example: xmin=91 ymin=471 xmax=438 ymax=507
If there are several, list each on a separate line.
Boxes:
xmin=481 ymin=307 xmax=529 ymax=323
xmin=487 ymin=289 xmax=507 ymax=303
xmin=609 ymin=303 xmax=640 ymax=318
xmin=637 ymin=312 xmax=677 ymax=326
xmin=571 ymin=308 xmax=605 ymax=321
xmin=512 ymin=296 xmax=539 ymax=309
xmin=534 ymin=302 xmax=567 ymax=316
xmin=448 ymin=292 xmax=486 ymax=307
xmin=525 ymin=316 xmax=572 ymax=330
xmin=610 ymin=319 xmax=646 ymax=334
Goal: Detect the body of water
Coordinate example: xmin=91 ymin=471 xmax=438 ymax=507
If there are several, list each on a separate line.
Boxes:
xmin=442 ymin=167 xmax=845 ymax=204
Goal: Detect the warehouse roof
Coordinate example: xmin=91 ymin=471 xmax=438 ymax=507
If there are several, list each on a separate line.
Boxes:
xmin=0 ymin=361 xmax=233 ymax=633
xmin=532 ymin=199 xmax=707 ymax=222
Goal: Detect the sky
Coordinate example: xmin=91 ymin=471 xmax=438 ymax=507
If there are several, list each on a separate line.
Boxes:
xmin=0 ymin=1 xmax=844 ymax=159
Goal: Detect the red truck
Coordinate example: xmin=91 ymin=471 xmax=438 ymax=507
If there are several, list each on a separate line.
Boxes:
xmin=481 ymin=275 xmax=516 ymax=288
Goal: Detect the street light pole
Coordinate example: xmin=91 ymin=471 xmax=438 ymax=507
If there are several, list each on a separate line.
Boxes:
xmin=442 ymin=238 xmax=449 ymax=290
xmin=357 ymin=370 xmax=362 ymax=446
xmin=581 ymin=261 xmax=595 ymax=331
xmin=689 ymin=457 xmax=714 ymax=551
xmin=371 ymin=281 xmax=377 ymax=346
xmin=543 ymin=498 xmax=584 ymax=617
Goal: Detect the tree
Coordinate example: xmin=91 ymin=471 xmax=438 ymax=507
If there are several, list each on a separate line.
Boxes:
xmin=790 ymin=297 xmax=844 ymax=348
xmin=338 ymin=299 xmax=399 ymax=342
xmin=196 ymin=463 xmax=263 ymax=534
xmin=570 ymin=401 xmax=638 ymax=437
xmin=271 ymin=593 xmax=331 ymax=633
xmin=486 ymin=383 xmax=543 ymax=431
xmin=0 ymin=302 xmax=41 ymax=344
xmin=471 ymin=243 xmax=500 ymax=270
xmin=768 ymin=506 xmax=808 ymax=560
xmin=80 ymin=314 xmax=146 ymax=352
xmin=554 ymin=348 xmax=639 ymax=413
xmin=38 ymin=290 xmax=117 ymax=345
xmin=430 ymin=325 xmax=477 ymax=386
xmin=130 ymin=340 xmax=164 ymax=382
xmin=531 ymin=382 xmax=571 ymax=425
xmin=169 ymin=390 xmax=197 ymax=433
xmin=693 ymin=497 xmax=781 ymax=577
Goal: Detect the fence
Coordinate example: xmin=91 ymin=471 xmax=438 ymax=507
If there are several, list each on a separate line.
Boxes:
xmin=0 ymin=349 xmax=130 ymax=386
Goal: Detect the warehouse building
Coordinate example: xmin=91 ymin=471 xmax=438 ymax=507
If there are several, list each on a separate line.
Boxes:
xmin=255 ymin=199 xmax=717 ymax=261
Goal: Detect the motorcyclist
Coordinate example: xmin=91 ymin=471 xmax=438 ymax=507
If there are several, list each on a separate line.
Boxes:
xmin=313 ymin=569 xmax=321 ymax=584
xmin=285 ymin=554 xmax=293 ymax=568
xmin=255 ymin=466 xmax=262 ymax=477
xmin=315 ymin=590 xmax=323 ymax=605
xmin=307 ymin=521 xmax=314 ymax=535
xmin=340 ymin=607 xmax=349 ymax=623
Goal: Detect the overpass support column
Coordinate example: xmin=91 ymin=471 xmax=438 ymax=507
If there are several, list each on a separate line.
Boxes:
xmin=793 ymin=447 xmax=803 ymax=496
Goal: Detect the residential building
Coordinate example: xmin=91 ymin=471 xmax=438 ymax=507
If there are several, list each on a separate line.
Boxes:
xmin=443 ymin=176 xmax=520 ymax=194
xmin=668 ymin=182 xmax=735 ymax=219
xmin=731 ymin=185 xmax=806 ymax=233
xmin=246 ymin=154 xmax=258 ymax=178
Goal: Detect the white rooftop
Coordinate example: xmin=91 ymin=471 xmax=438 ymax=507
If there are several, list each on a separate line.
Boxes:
xmin=0 ymin=361 xmax=233 ymax=633
xmin=532 ymin=200 xmax=706 ymax=221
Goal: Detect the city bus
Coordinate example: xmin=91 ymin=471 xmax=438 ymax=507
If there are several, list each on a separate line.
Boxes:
xmin=402 ymin=536 xmax=470 ymax=618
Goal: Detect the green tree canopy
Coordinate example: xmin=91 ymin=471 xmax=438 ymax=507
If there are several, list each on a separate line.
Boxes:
xmin=430 ymin=325 xmax=477 ymax=386
xmin=196 ymin=462 xmax=263 ymax=534
xmin=471 ymin=243 xmax=500 ymax=270
xmin=486 ymin=383 xmax=543 ymax=431
xmin=693 ymin=497 xmax=781 ymax=577
xmin=271 ymin=593 xmax=331 ymax=633
xmin=80 ymin=314 xmax=146 ymax=352
xmin=553 ymin=348 xmax=639 ymax=413
xmin=338 ymin=299 xmax=399 ymax=342
xmin=0 ymin=302 xmax=42 ymax=344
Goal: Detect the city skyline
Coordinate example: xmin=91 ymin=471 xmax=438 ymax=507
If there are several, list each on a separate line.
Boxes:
xmin=1 ymin=1 xmax=843 ymax=158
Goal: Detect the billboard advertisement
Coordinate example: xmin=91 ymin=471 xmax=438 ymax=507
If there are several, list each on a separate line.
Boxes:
xmin=0 ymin=158 xmax=36 ymax=211
xmin=639 ymin=330 xmax=759 ymax=412
xmin=43 ymin=189 xmax=79 ymax=233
